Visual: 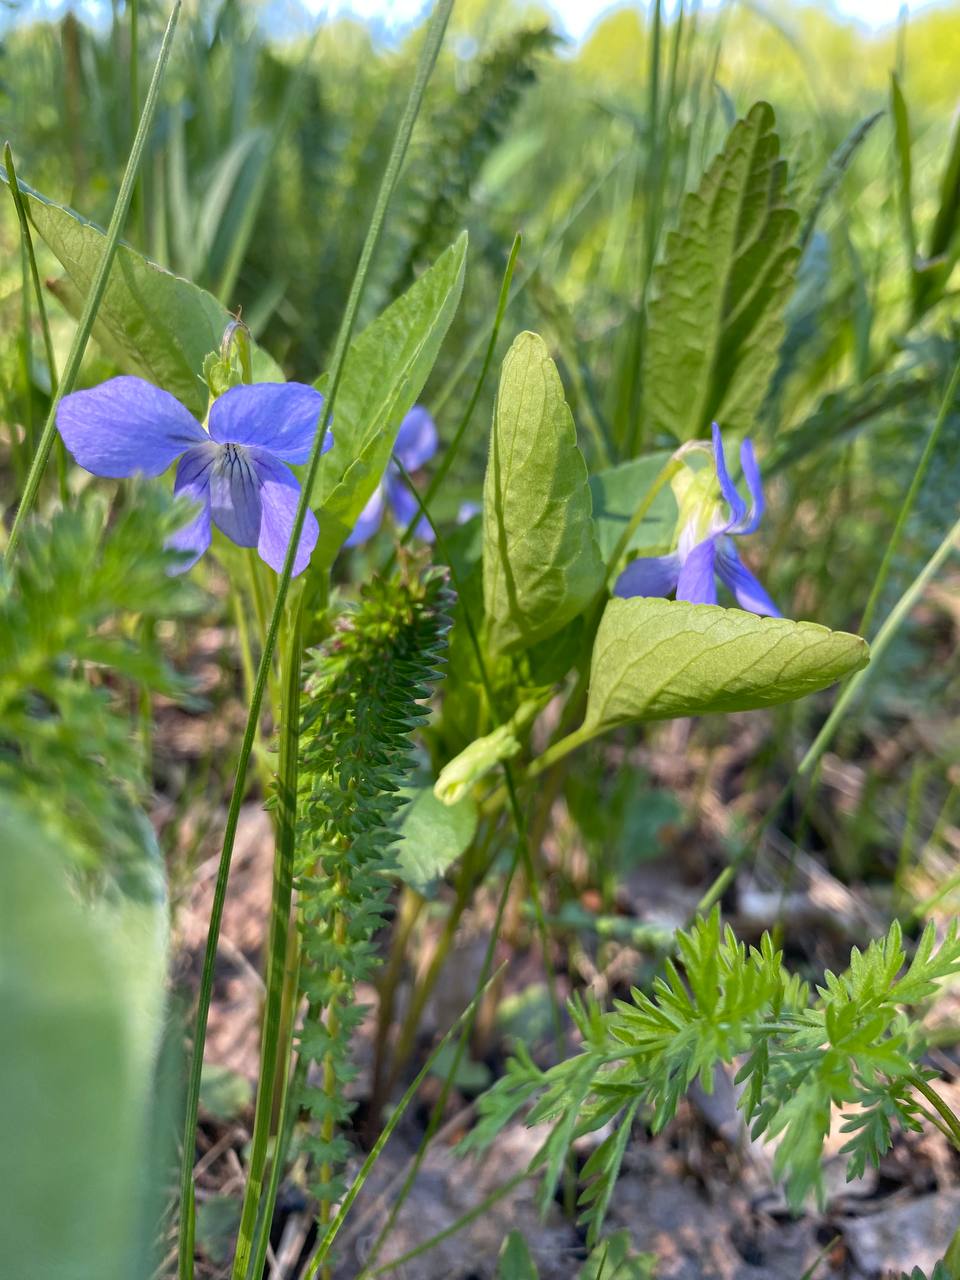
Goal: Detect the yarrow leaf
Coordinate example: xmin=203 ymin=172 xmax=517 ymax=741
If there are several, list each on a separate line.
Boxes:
xmin=295 ymin=562 xmax=454 ymax=1212
xmin=466 ymin=912 xmax=960 ymax=1241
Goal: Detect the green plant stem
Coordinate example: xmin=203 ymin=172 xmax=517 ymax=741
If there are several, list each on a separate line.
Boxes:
xmin=300 ymin=963 xmax=508 ymax=1279
xmin=371 ymin=885 xmax=426 ymax=1111
xmin=361 ymin=471 xmax=566 ymax=1273
xmin=16 ymin=235 xmax=32 ymax=484
xmin=231 ymin=600 xmax=303 ymax=1280
xmin=245 ymin=951 xmax=305 ymax=1280
xmin=603 ymin=455 xmax=682 ymax=588
xmin=697 ymin=506 xmax=960 ymax=917
xmin=430 ymin=154 xmax=627 ymax=421
xmin=911 ymin=1075 xmax=960 ymax=1153
xmin=245 ymin=922 xmax=302 ymax=1280
xmin=528 ymin=724 xmax=597 ymax=780
xmin=365 ymin=1170 xmax=529 ymax=1276
xmin=385 ymin=855 xmax=475 ymax=1096
xmin=393 ymin=459 xmax=565 ymax=1048
xmin=3 ymin=2 xmax=181 ymax=562
xmin=4 ymin=147 xmax=67 ymax=503
xmin=859 ymin=351 xmax=960 ymax=637
xmin=357 ymin=843 xmax=525 ymax=1275
xmin=176 ymin=5 xmax=452 ymax=1272
xmin=394 ymin=232 xmax=521 ymax=555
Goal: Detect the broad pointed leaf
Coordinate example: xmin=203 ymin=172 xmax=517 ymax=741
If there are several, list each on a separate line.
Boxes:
xmin=483 ymin=331 xmax=604 ymax=653
xmin=585 ymin=598 xmax=868 ymax=731
xmin=311 ymin=232 xmax=467 ymax=567
xmin=641 ymin=101 xmax=800 ymax=441
xmin=0 ymin=173 xmax=281 ymax=417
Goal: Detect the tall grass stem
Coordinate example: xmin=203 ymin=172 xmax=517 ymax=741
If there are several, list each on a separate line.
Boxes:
xmin=2 ymin=1 xmax=181 ymax=561
xmin=176 ymin=5 xmax=454 ymax=1273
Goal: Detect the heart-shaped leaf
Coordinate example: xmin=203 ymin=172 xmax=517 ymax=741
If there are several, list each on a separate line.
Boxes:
xmin=483 ymin=331 xmax=604 ymax=653
xmin=585 ymin=598 xmax=868 ymax=731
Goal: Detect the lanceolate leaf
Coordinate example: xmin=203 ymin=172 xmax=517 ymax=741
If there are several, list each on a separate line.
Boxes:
xmin=0 ymin=173 xmax=281 ymax=417
xmin=641 ymin=101 xmax=800 ymax=442
xmin=584 ymin=599 xmax=868 ymax=731
xmin=311 ymin=232 xmax=467 ymax=567
xmin=483 ymin=331 xmax=604 ymax=653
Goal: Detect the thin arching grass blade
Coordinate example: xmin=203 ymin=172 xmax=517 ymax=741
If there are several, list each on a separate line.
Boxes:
xmin=176 ymin=3 xmax=455 ymax=1275
xmin=2 ymin=0 xmax=182 ymax=562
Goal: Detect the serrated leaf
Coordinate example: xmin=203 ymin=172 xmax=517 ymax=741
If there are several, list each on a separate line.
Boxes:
xmin=483 ymin=331 xmax=604 ymax=652
xmin=588 ymin=452 xmax=676 ymax=562
xmin=584 ymin=599 xmax=868 ymax=732
xmin=393 ymin=785 xmax=477 ymax=896
xmin=641 ymin=101 xmax=800 ymax=441
xmin=0 ymin=173 xmax=281 ymax=417
xmin=310 ymin=233 xmax=467 ymax=567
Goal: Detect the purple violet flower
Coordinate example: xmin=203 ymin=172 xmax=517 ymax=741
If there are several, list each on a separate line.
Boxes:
xmin=614 ymin=422 xmax=780 ymax=617
xmin=56 ymin=375 xmax=331 ymax=576
xmin=345 ymin=405 xmax=438 ymax=546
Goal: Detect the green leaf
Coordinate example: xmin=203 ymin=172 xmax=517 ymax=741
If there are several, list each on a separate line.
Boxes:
xmin=497 ymin=1230 xmax=540 ymax=1280
xmin=393 ymin=784 xmax=478 ymax=896
xmin=427 ymin=1042 xmax=492 ymax=1094
xmin=483 ymin=331 xmax=604 ymax=652
xmin=199 ymin=1064 xmax=253 ymax=1123
xmin=578 ymin=1231 xmax=656 ymax=1280
xmin=890 ymin=73 xmax=918 ymax=271
xmin=434 ymin=698 xmax=542 ymax=804
xmin=311 ymin=233 xmax=468 ymax=567
xmin=1 ymin=175 xmax=281 ymax=417
xmin=589 ymin=452 xmax=676 ymax=562
xmin=584 ymin=599 xmax=868 ymax=732
xmin=641 ymin=101 xmax=800 ymax=441
xmin=0 ymin=799 xmax=168 ymax=1280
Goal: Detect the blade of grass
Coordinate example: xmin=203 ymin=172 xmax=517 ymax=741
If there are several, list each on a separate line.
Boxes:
xmin=231 ymin=598 xmax=303 ymax=1280
xmin=858 ymin=350 xmax=960 ymax=637
xmin=175 ymin=5 xmax=454 ymax=1275
xmin=392 ymin=231 xmax=521 ymax=558
xmin=698 ymin=503 xmax=960 ymax=916
xmin=4 ymin=144 xmax=67 ymax=502
xmin=2 ymin=0 xmax=181 ymax=561
xmin=430 ymin=152 xmax=628 ymax=421
xmin=364 ymin=1170 xmax=529 ymax=1277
